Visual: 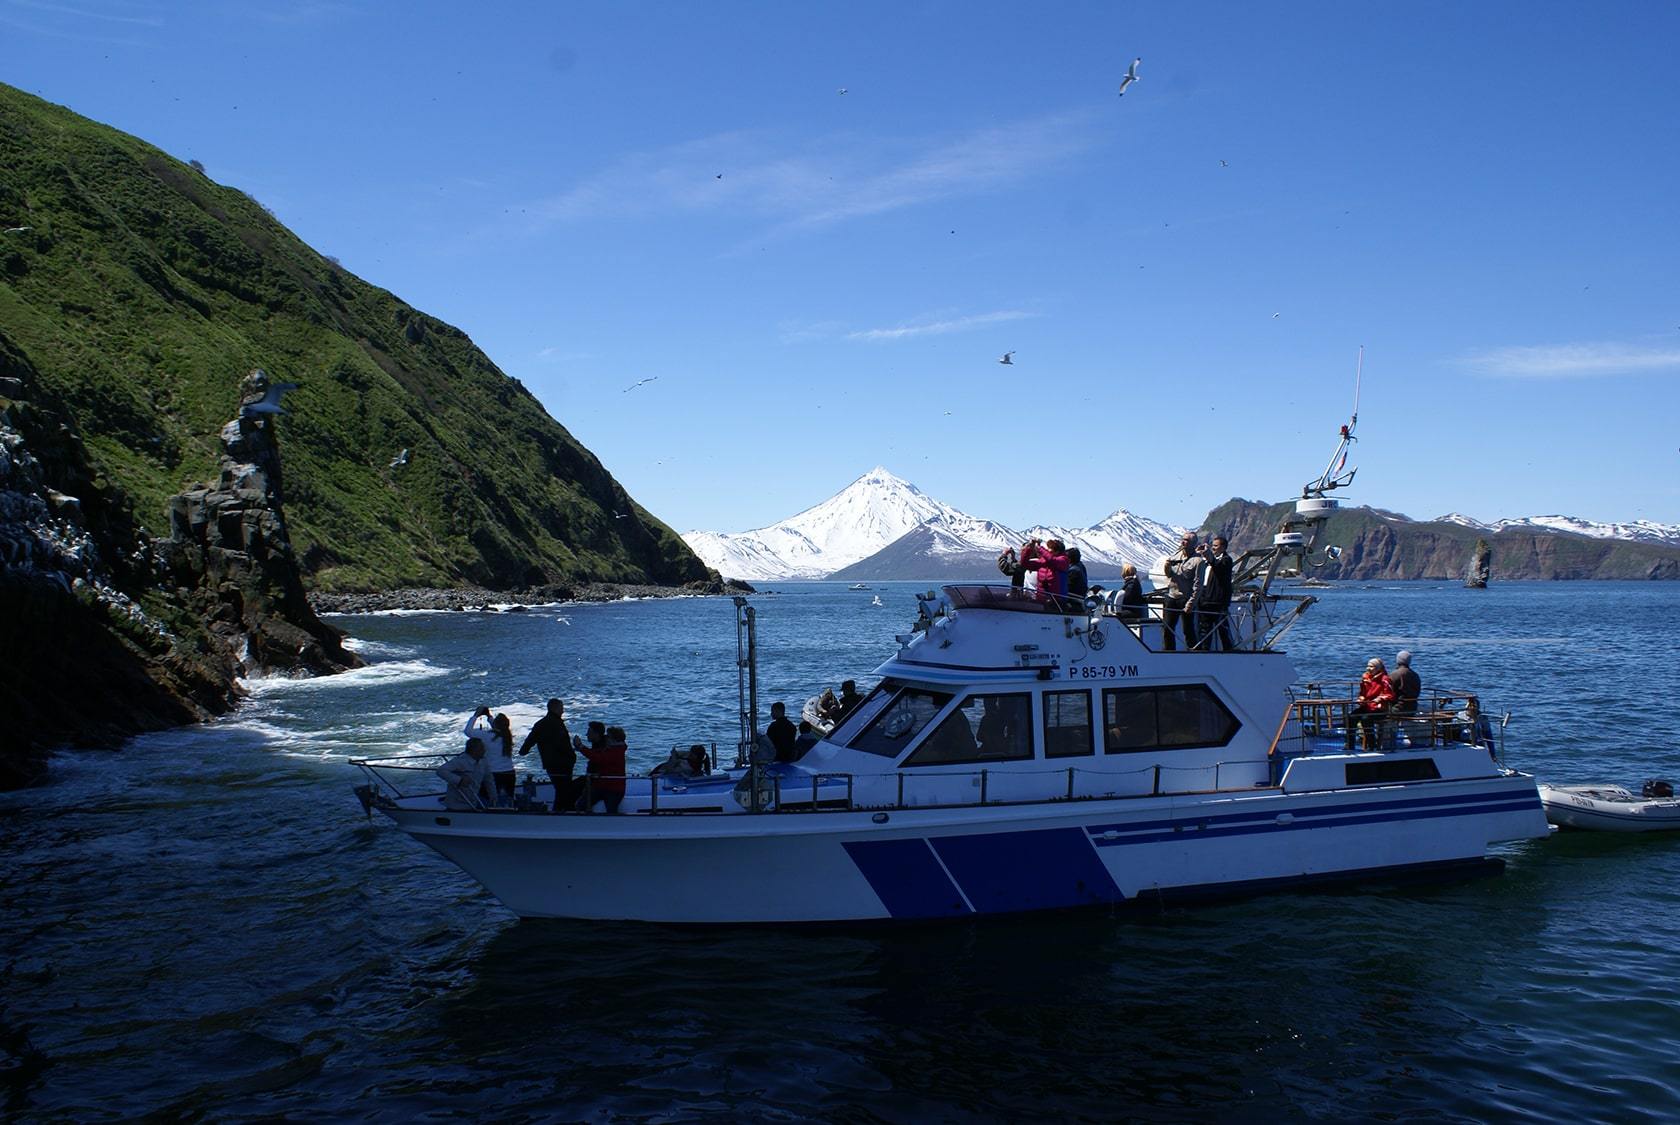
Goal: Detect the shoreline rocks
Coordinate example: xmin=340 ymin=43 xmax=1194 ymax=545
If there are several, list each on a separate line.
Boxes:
xmin=311 ymin=576 xmax=755 ymax=615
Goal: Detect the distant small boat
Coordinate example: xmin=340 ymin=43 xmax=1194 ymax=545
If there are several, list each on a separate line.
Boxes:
xmin=849 ymin=583 xmax=870 ymax=590
xmin=1539 ymin=783 xmax=1680 ymax=832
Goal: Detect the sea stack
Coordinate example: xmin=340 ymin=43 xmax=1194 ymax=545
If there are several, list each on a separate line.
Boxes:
xmin=162 ymin=369 xmax=360 ymax=676
xmin=1465 ymin=537 xmax=1492 ymax=588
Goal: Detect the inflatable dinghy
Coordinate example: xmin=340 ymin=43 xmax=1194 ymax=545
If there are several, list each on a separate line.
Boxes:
xmin=1539 ymin=783 xmax=1680 ymax=832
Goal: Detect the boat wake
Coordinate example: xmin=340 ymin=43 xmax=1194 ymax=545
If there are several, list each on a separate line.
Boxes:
xmin=240 ymin=658 xmax=453 ymax=695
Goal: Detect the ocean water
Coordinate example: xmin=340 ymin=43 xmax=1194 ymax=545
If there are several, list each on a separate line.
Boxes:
xmin=3 ymin=581 xmax=1679 ymax=1121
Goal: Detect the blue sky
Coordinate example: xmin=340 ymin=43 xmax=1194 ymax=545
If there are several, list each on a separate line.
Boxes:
xmin=6 ymin=1 xmax=1679 ymax=533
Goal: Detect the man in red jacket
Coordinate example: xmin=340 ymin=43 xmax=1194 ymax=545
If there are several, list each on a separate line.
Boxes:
xmin=1354 ymin=658 xmax=1397 ymax=751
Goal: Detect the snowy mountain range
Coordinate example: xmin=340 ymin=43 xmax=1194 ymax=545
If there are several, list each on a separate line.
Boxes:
xmin=683 ymin=467 xmax=1184 ymax=581
xmin=1434 ymin=513 xmax=1680 ymax=548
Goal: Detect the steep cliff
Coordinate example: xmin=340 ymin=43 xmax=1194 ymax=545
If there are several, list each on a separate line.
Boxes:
xmin=1201 ymin=499 xmax=1680 ymax=581
xmin=0 ymin=333 xmax=235 ymax=786
xmin=0 ymin=82 xmax=711 ymax=592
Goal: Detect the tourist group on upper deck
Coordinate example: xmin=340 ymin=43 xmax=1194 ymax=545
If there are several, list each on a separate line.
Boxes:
xmin=999 ymin=530 xmax=1234 ymax=652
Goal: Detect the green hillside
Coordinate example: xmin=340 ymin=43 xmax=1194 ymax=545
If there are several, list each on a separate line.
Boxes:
xmin=0 ymin=83 xmax=708 ymax=591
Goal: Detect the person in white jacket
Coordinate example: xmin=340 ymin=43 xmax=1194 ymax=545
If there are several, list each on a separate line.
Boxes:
xmin=436 ymin=739 xmax=494 ymax=810
xmin=462 ymin=706 xmax=515 ymax=805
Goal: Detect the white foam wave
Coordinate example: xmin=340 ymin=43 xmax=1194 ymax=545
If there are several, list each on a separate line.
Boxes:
xmin=240 ymin=659 xmax=453 ymax=696
xmin=341 ymin=636 xmax=418 ymax=658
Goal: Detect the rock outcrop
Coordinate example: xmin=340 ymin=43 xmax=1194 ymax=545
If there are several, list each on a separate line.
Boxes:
xmin=1464 ymin=538 xmax=1491 ymax=588
xmin=0 ymin=351 xmax=358 ymax=789
xmin=161 ymin=370 xmax=358 ymax=675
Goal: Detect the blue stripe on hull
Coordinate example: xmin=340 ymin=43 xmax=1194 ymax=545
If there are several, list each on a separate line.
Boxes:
xmin=930 ymin=828 xmax=1124 ymax=913
xmin=1083 ymin=788 xmax=1538 ymax=841
xmin=1089 ymin=795 xmax=1542 ymax=848
xmin=842 ymin=838 xmax=972 ymax=919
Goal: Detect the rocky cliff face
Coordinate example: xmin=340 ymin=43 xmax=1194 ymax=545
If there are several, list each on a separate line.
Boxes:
xmin=1202 ymin=498 xmax=1680 ymax=581
xmin=0 ymin=343 xmax=356 ymax=788
xmin=160 ymin=369 xmax=358 ymax=675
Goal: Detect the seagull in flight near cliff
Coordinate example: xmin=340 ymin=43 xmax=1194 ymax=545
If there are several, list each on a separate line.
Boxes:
xmin=613 ymin=511 xmax=631 ymax=519
xmin=240 ymin=381 xmax=300 ymax=416
xmin=389 ymin=448 xmax=410 ymax=468
xmin=1118 ymin=57 xmax=1141 ymax=96
xmin=998 ymin=351 xmax=1015 ymax=365
xmin=623 ymin=377 xmax=658 ymax=393
xmin=3 ymin=226 xmax=30 ymax=234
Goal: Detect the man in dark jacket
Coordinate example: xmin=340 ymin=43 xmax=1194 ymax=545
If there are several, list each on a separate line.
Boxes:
xmin=1195 ymin=536 xmax=1235 ymax=651
xmin=766 ymin=701 xmax=798 ymax=763
xmin=519 ymin=697 xmax=578 ymax=811
xmin=1065 ymin=547 xmax=1089 ymax=599
xmin=1391 ymin=650 xmax=1421 ymax=714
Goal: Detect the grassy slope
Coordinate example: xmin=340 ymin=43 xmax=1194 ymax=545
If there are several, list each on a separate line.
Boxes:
xmin=0 ymin=83 xmax=708 ymax=591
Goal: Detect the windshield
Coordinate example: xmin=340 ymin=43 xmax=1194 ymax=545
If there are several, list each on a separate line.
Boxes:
xmin=843 ymin=685 xmax=954 ymax=758
xmin=828 ymin=681 xmax=897 ymax=745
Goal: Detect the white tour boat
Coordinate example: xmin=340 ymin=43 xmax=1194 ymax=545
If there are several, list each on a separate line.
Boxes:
xmin=354 ymin=409 xmax=1548 ymax=922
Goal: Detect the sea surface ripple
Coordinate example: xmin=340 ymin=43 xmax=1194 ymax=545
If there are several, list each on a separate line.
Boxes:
xmin=3 ymin=581 xmax=1679 ymax=1121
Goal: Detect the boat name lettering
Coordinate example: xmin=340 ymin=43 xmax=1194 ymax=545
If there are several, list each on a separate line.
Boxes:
xmin=1071 ymin=664 xmax=1138 ymax=680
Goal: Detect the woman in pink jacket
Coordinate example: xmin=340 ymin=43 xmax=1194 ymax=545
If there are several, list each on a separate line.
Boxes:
xmin=1036 ymin=539 xmax=1070 ymax=597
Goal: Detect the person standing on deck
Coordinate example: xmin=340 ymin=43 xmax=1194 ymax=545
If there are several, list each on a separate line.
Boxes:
xmin=1065 ymin=547 xmax=1089 ymax=599
xmin=1391 ymin=651 xmax=1421 ymax=715
xmin=766 ymin=701 xmax=798 ymax=763
xmin=1035 ymin=539 xmax=1070 ymax=598
xmin=518 ymin=698 xmax=578 ymax=812
xmin=577 ymin=725 xmax=629 ymax=813
xmin=1195 ymin=536 xmax=1235 ymax=651
xmin=463 ymin=707 xmax=515 ymax=805
xmin=1162 ymin=533 xmax=1199 ymax=651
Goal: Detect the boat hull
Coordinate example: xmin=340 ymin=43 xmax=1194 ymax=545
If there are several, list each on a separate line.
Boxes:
xmin=386 ymin=775 xmax=1547 ymax=922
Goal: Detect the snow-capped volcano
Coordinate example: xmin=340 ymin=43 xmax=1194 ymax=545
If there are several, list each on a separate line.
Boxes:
xmin=684 ymin=468 xmax=1183 ymax=581
xmin=682 ymin=467 xmax=979 ymax=580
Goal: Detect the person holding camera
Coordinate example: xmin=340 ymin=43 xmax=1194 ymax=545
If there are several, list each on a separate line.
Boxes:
xmin=1162 ymin=532 xmax=1200 ymax=651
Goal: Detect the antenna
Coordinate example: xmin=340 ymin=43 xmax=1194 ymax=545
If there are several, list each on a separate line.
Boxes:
xmin=1302 ymin=346 xmax=1363 ymax=498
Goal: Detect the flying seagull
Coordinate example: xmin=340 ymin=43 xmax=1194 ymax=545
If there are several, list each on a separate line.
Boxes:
xmin=389 ymin=448 xmax=410 ymax=468
xmin=1118 ymin=57 xmax=1141 ymax=96
xmin=998 ymin=351 xmax=1015 ymax=365
xmin=623 ymin=377 xmax=658 ymax=393
xmin=3 ymin=226 xmax=29 ymax=234
xmin=240 ymin=381 xmax=300 ymax=417
xmin=838 ymin=87 xmax=847 ymax=95
xmin=613 ymin=511 xmax=631 ymax=519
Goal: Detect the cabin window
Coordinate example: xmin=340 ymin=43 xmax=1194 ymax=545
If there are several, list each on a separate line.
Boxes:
xmin=829 ymin=680 xmax=898 ymax=746
xmin=1102 ymin=685 xmax=1239 ymax=753
xmin=846 ymin=686 xmax=953 ymax=758
xmin=1346 ymin=758 xmax=1441 ymax=785
xmin=1043 ymin=690 xmax=1094 ymax=758
xmin=902 ymin=692 xmax=1033 ymax=767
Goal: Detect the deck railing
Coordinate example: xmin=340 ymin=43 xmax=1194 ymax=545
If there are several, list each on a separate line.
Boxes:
xmin=1279 ymin=682 xmax=1503 ymax=758
xmin=351 ymin=753 xmax=1283 ymax=817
